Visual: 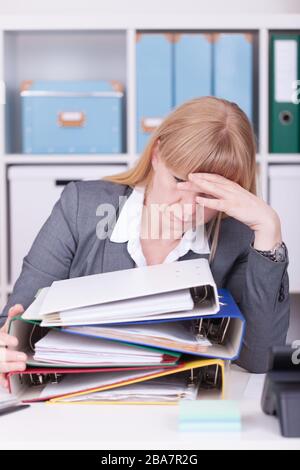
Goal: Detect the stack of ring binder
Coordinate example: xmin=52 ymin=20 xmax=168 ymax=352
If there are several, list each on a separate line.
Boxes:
xmin=7 ymin=258 xmax=245 ymax=404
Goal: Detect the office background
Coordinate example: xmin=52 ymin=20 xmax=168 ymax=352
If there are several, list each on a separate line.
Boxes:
xmin=0 ymin=0 xmax=299 ymax=344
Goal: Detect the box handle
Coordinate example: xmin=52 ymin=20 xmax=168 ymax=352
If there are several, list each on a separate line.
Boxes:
xmin=58 ymin=111 xmax=85 ymax=128
xmin=141 ymin=117 xmax=163 ymax=133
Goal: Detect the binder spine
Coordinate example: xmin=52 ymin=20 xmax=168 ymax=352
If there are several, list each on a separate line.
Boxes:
xmin=269 ymin=33 xmax=300 ymax=153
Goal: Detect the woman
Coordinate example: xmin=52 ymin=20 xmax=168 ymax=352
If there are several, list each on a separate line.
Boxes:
xmin=0 ymin=96 xmax=290 ymax=388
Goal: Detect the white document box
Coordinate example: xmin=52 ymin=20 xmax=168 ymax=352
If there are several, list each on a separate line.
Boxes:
xmin=269 ymin=165 xmax=300 ymax=292
xmin=8 ymin=165 xmax=126 ymax=286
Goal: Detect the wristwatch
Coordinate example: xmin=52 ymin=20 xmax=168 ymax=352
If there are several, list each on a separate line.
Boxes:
xmin=253 ymin=241 xmax=288 ymax=263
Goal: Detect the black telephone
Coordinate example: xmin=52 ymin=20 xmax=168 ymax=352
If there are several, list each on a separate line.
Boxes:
xmin=261 ymin=345 xmax=300 ymax=438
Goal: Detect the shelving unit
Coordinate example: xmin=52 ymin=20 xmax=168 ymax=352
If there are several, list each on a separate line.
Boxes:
xmin=3 ymin=154 xmax=132 ymax=164
xmin=0 ymin=13 xmax=300 ymax=310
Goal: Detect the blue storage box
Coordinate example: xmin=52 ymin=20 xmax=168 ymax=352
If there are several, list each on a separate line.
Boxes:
xmin=136 ymin=33 xmax=173 ymax=153
xmin=174 ymin=33 xmax=213 ymax=106
xmin=21 ymin=80 xmax=124 ymax=154
xmin=214 ymin=33 xmax=253 ymax=121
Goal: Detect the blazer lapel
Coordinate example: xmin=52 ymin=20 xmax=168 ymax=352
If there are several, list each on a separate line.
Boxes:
xmin=101 ymin=185 xmax=136 ymax=273
xmin=178 ymin=250 xmax=210 ymax=262
xmin=102 ymin=237 xmax=135 ymax=273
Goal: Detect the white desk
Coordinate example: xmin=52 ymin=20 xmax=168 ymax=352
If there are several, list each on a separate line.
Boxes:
xmin=0 ymin=365 xmax=299 ymax=450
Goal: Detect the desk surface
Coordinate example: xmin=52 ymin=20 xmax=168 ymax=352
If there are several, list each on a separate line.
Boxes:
xmin=0 ymin=365 xmax=299 ymax=450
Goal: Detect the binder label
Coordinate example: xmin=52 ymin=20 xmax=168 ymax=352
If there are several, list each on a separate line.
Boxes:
xmin=275 ymin=40 xmax=298 ymax=103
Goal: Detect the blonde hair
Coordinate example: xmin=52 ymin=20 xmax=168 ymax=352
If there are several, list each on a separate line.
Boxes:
xmin=103 ymin=96 xmax=257 ymax=264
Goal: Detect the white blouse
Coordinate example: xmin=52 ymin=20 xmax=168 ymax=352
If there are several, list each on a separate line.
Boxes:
xmin=110 ymin=185 xmax=211 ymax=267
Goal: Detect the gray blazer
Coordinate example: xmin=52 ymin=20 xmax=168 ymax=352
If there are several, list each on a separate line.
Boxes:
xmin=1 ymin=180 xmax=290 ymax=373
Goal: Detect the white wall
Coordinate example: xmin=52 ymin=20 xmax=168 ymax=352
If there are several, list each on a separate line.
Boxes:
xmin=0 ymin=0 xmax=299 ymax=15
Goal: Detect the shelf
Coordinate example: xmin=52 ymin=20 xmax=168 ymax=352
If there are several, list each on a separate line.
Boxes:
xmin=0 ymin=14 xmax=300 ymax=31
xmin=0 ymin=154 xmax=274 ymax=169
xmin=3 ymin=154 xmax=132 ymax=165
xmin=268 ymin=155 xmax=300 ymax=164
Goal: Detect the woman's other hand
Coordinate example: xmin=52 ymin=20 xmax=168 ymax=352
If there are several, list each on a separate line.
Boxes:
xmin=0 ymin=304 xmax=27 ymax=390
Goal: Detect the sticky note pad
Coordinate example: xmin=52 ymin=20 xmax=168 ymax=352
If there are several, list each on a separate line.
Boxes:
xmin=178 ymin=400 xmax=241 ymax=432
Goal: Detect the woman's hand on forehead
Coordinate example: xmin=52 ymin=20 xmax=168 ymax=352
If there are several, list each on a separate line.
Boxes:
xmin=176 ymin=172 xmax=281 ymax=239
xmin=176 ymin=173 xmax=234 ymax=202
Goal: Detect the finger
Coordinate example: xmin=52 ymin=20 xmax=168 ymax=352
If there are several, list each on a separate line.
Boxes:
xmin=0 ymin=362 xmax=26 ymax=374
xmin=189 ymin=172 xmax=237 ymax=187
xmin=177 ymin=179 xmax=230 ymax=199
xmin=2 ymin=304 xmax=24 ymax=334
xmin=188 ymin=173 xmax=236 ymax=192
xmin=196 ymin=196 xmax=226 ymax=212
xmin=0 ymin=374 xmax=8 ymax=389
xmin=2 ymin=349 xmax=27 ymax=363
xmin=0 ymin=332 xmax=18 ymax=348
xmin=8 ymin=304 xmax=24 ymax=319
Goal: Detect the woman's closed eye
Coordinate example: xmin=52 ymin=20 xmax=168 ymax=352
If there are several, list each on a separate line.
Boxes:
xmin=174 ymin=175 xmax=216 ymax=199
xmin=173 ymin=175 xmax=187 ymax=183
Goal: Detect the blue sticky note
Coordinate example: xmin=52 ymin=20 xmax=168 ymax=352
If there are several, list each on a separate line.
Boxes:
xmin=178 ymin=400 xmax=241 ymax=433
